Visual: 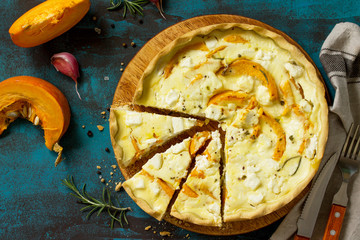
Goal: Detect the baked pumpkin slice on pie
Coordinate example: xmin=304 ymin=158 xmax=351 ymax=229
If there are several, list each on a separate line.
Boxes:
xmin=122 ymin=133 xmax=210 ymax=220
xmin=130 ymin=23 xmax=328 ymax=221
xmin=109 ymin=105 xmax=203 ymax=167
xmin=171 ymin=130 xmax=222 ymax=226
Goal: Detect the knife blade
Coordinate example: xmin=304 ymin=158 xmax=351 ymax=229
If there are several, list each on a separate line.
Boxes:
xmin=295 ymin=152 xmax=338 ymax=239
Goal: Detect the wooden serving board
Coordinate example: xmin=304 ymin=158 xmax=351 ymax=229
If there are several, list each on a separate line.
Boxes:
xmin=111 ymin=14 xmax=324 ymax=235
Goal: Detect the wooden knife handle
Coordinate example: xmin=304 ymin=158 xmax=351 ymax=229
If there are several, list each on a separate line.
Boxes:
xmin=323 ymin=204 xmax=346 ymax=240
xmin=294 ymin=235 xmax=310 ymax=240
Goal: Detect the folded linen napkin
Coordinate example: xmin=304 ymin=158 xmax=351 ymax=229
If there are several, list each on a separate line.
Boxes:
xmin=271 ymin=22 xmax=360 ymax=240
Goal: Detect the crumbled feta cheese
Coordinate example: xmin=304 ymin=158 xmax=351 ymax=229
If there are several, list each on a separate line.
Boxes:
xmin=306 ymin=135 xmax=318 ymax=159
xmin=263 ymin=158 xmax=281 ymax=171
xmin=172 ymin=141 xmax=186 ymax=154
xmin=135 ymin=178 xmax=145 ymax=189
xmin=248 ymin=192 xmax=263 ymax=205
xmin=205 ymin=37 xmax=218 ymax=49
xmin=299 ymin=99 xmax=313 ymax=113
xmin=256 ymin=85 xmax=271 ymax=105
xmin=166 ymin=89 xmax=180 ymax=106
xmin=205 ymin=104 xmax=223 ymax=120
xmin=244 ymin=173 xmax=261 ymax=190
xmin=255 ymin=49 xmax=273 ymax=61
xmin=150 ymin=182 xmax=161 ymax=196
xmin=143 ymin=138 xmax=158 ymax=146
xmin=196 ymin=155 xmax=210 ymax=170
xmin=125 ymin=112 xmax=143 ymax=126
xmin=284 ymin=62 xmax=304 ymax=78
xmin=237 ymin=75 xmax=255 ymax=93
xmin=179 ymin=57 xmax=193 ymax=68
xmin=150 ymin=154 xmax=163 ymax=169
xmin=172 ymin=118 xmax=184 ymax=133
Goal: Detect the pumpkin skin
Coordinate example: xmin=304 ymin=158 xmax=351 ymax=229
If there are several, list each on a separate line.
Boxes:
xmin=0 ymin=76 xmax=71 ymax=166
xmin=9 ymin=0 xmax=91 ymax=48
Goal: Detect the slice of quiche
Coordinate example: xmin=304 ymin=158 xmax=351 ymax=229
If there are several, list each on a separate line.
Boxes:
xmin=122 ymin=135 xmax=209 ymax=221
xmin=171 ymin=131 xmax=222 ymax=226
xmin=109 ymin=105 xmax=203 ymax=167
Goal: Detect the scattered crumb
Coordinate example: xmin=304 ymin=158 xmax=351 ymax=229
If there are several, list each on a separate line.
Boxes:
xmin=97 ymin=166 xmax=102 ymax=170
xmin=101 ymin=178 xmax=105 ymax=183
xmin=110 ymin=172 xmax=114 ymax=176
xmin=153 ymin=231 xmax=156 ymax=234
xmin=186 ymin=234 xmax=189 ymax=238
xmin=92 ymin=16 xmax=97 ymax=21
xmin=115 ymin=182 xmax=122 ymax=192
xmin=108 ymin=180 xmax=112 ymax=183
xmin=94 ymin=27 xmax=101 ymax=34
xmin=131 ymin=41 xmax=136 ymax=47
xmin=97 ymin=125 xmax=104 ymax=131
xmin=160 ymin=231 xmax=171 ymax=237
xmin=122 ymin=43 xmax=127 ymax=48
xmin=120 ymin=68 xmax=124 ymax=72
xmin=111 ymin=165 xmax=117 ymax=169
xmin=144 ymin=225 xmax=151 ymax=231
xmin=121 ymin=62 xmax=125 ymax=66
xmin=104 ymin=76 xmax=109 ymax=81
xmin=106 ymin=183 xmax=109 ymax=186
xmin=101 ymin=111 xmax=106 ymax=115
xmin=102 ymin=116 xmax=106 ymax=119
xmin=82 ymin=125 xmax=85 ymax=129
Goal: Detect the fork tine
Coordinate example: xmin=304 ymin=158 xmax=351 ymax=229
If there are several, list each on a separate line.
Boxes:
xmin=347 ymin=124 xmax=360 ymax=158
xmin=342 ymin=123 xmax=354 ymax=157
xmin=351 ymin=125 xmax=360 ymax=159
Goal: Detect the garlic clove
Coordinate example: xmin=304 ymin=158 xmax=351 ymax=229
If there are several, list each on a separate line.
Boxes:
xmin=51 ymin=52 xmax=82 ymax=100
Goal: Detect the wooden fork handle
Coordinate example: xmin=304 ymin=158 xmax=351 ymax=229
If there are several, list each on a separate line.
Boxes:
xmin=323 ymin=204 xmax=346 ymax=240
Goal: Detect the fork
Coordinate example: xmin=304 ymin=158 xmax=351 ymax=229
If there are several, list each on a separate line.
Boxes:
xmin=323 ymin=123 xmax=360 ymax=240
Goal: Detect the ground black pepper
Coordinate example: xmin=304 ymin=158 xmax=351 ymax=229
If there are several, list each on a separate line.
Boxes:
xmin=105 ymin=147 xmax=110 ymax=152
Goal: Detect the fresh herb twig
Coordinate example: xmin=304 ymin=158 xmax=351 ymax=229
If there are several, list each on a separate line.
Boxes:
xmin=62 ymin=176 xmax=131 ymax=228
xmin=108 ymin=0 xmax=149 ymax=18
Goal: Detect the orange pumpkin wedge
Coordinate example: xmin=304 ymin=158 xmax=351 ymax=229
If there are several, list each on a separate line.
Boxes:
xmin=0 ymin=76 xmax=71 ymax=166
xmin=9 ymin=0 xmax=90 ymax=48
xmin=220 ymin=59 xmax=278 ymax=100
xmin=208 ymin=90 xmax=248 ymax=107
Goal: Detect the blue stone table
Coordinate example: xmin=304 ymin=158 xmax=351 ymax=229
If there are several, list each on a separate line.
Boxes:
xmin=0 ymin=0 xmax=359 ymax=239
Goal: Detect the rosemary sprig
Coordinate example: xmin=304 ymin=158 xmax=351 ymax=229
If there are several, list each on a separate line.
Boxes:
xmin=108 ymin=0 xmax=149 ymax=18
xmin=62 ymin=176 xmax=131 ymax=228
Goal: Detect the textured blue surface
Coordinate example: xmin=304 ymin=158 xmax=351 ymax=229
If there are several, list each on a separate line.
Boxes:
xmin=0 ymin=0 xmax=359 ymax=239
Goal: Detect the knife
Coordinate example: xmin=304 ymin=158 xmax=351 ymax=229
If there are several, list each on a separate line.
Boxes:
xmin=294 ymin=152 xmax=338 ymax=240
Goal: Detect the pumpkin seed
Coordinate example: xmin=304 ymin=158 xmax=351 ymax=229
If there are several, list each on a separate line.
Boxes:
xmin=22 ymin=106 xmax=27 ymax=117
xmin=28 ymin=106 xmax=32 ymax=118
xmin=6 ymin=111 xmax=20 ymax=118
xmin=34 ymin=116 xmax=40 ymax=126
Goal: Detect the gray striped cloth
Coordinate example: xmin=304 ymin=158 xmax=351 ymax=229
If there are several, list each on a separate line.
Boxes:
xmin=271 ymin=22 xmax=360 ymax=240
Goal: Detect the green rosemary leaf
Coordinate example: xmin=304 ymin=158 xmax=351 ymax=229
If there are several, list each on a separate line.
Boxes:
xmin=97 ymin=206 xmax=105 ymax=216
xmin=86 ymin=207 xmax=98 ymax=220
xmin=80 ymin=205 xmax=94 ymax=212
xmin=62 ymin=176 xmax=131 ymax=228
xmin=107 ymin=0 xmax=122 ymax=10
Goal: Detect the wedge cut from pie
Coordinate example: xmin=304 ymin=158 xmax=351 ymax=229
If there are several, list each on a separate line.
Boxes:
xmin=122 ymin=134 xmax=211 ymax=221
xmin=171 ymin=130 xmax=222 ymax=226
xmin=109 ymin=105 xmax=203 ymax=167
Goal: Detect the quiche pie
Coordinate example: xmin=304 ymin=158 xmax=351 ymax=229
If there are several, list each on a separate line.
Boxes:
xmin=122 ymin=134 xmax=209 ymax=220
xmin=171 ymin=130 xmax=222 ymax=226
xmin=127 ymin=23 xmax=328 ymax=222
xmin=109 ymin=105 xmax=203 ymax=167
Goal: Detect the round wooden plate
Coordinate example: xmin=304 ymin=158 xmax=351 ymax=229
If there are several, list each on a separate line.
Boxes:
xmin=111 ymin=14 xmax=325 ymax=235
